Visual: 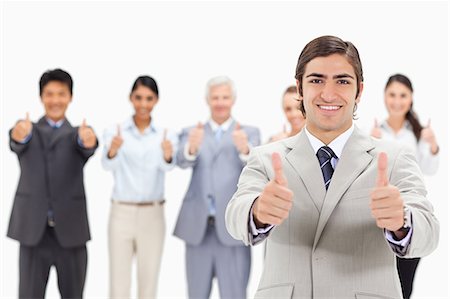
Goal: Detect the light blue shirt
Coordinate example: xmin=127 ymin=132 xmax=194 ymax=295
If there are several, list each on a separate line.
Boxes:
xmin=102 ymin=117 xmax=177 ymax=202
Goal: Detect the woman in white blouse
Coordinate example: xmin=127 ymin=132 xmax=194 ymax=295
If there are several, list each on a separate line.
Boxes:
xmin=102 ymin=76 xmax=177 ymax=299
xmin=371 ymin=73 xmax=439 ymax=299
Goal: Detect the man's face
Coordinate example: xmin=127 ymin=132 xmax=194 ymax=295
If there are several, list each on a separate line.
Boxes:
xmin=297 ymin=54 xmax=363 ymax=139
xmin=41 ymin=81 xmax=72 ymax=122
xmin=207 ymin=84 xmax=235 ymax=124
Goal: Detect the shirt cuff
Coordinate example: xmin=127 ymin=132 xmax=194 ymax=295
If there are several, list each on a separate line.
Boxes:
xmin=183 ymin=143 xmax=197 ymax=161
xmin=249 ymin=206 xmax=274 ymax=236
xmin=17 ymin=132 xmax=32 ymax=144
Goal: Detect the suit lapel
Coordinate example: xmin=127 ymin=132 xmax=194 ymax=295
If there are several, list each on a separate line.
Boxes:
xmin=284 ymin=131 xmax=326 ymax=212
xmin=48 ymin=119 xmax=72 ymax=149
xmin=312 ymin=127 xmax=375 ymax=250
xmin=36 ymin=117 xmax=72 ymax=149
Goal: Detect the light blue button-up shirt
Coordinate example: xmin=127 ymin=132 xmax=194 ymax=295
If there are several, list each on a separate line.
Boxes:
xmin=102 ymin=117 xmax=177 ymax=202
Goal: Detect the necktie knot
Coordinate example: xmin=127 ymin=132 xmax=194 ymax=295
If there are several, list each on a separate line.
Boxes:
xmin=316 ymin=146 xmax=337 ymax=190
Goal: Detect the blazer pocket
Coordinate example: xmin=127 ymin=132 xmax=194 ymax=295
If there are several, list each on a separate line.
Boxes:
xmin=255 ymin=283 xmax=294 ymax=299
xmin=343 ymin=188 xmax=373 ymax=201
xmin=355 ymin=291 xmax=399 ymax=299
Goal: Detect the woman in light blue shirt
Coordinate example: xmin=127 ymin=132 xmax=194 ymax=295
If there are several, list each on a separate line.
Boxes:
xmin=102 ymin=76 xmax=177 ymax=299
xmin=371 ymin=74 xmax=439 ymax=299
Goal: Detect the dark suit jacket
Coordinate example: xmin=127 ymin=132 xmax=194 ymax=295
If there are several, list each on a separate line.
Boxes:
xmin=7 ymin=117 xmax=98 ymax=248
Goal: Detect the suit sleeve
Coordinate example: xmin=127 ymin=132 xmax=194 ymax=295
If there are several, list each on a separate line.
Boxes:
xmin=225 ymin=147 xmax=271 ymax=246
xmin=390 ymin=147 xmax=439 ymax=258
xmin=9 ymin=128 xmax=31 ymax=155
xmin=176 ymin=127 xmax=197 ymax=169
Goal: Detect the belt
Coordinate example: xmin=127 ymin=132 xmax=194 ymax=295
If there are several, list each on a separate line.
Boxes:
xmin=114 ymin=200 xmax=165 ymax=206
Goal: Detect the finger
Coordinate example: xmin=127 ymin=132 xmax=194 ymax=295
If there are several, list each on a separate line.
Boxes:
xmin=374 ymin=118 xmax=379 ymax=128
xmin=26 ymin=112 xmax=30 ymax=122
xmin=82 ymin=118 xmax=87 ymax=128
xmin=376 ymin=152 xmax=388 ymax=187
xmin=235 ymin=122 xmax=241 ymax=131
xmin=163 ymin=129 xmax=167 ymax=140
xmin=117 ymin=124 xmax=121 ymax=136
xmin=197 ymin=122 xmax=203 ymax=129
xmin=283 ymin=124 xmax=287 ymax=133
xmin=272 ymin=152 xmax=287 ymax=186
xmin=427 ymin=118 xmax=431 ymax=128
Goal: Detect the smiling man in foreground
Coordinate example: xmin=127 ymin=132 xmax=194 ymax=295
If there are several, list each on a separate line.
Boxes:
xmin=225 ymin=35 xmax=439 ymax=299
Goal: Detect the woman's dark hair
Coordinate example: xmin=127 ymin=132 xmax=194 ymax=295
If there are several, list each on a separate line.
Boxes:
xmin=131 ymin=76 xmax=159 ymax=97
xmin=385 ymin=74 xmax=422 ymax=142
xmin=39 ymin=69 xmax=73 ymax=96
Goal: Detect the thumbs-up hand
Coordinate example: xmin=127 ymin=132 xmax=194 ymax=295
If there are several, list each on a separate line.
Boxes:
xmin=161 ymin=129 xmax=173 ymax=163
xmin=188 ymin=122 xmax=204 ymax=155
xmin=107 ymin=125 xmax=124 ymax=159
xmin=420 ymin=119 xmax=439 ymax=154
xmin=270 ymin=124 xmax=290 ymax=142
xmin=232 ymin=122 xmax=250 ymax=154
xmin=370 ymin=152 xmax=405 ymax=235
xmin=370 ymin=118 xmax=382 ymax=139
xmin=78 ymin=118 xmax=97 ymax=149
xmin=252 ymin=153 xmax=294 ymax=228
xmin=12 ymin=112 xmax=33 ymax=142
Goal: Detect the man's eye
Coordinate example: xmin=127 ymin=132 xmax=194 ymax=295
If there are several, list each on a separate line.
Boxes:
xmin=310 ymin=79 xmax=322 ymax=84
xmin=337 ymin=80 xmax=350 ymax=85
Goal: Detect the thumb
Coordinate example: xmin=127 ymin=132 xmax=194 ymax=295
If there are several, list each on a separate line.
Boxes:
xmin=163 ymin=129 xmax=167 ymax=140
xmin=283 ymin=124 xmax=287 ymax=134
xmin=272 ymin=152 xmax=287 ymax=186
xmin=374 ymin=118 xmax=379 ymax=128
xmin=197 ymin=121 xmax=203 ymax=129
xmin=426 ymin=118 xmax=431 ymax=128
xmin=26 ymin=112 xmax=30 ymax=122
xmin=235 ymin=122 xmax=241 ymax=131
xmin=376 ymin=152 xmax=389 ymax=187
xmin=117 ymin=124 xmax=121 ymax=136
xmin=82 ymin=118 xmax=87 ymax=128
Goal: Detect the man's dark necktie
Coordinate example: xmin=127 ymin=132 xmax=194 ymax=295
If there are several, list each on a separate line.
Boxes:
xmin=316 ymin=146 xmax=337 ymax=190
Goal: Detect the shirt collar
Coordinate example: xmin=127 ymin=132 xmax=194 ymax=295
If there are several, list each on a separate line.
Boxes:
xmin=209 ymin=117 xmax=233 ymax=132
xmin=304 ymin=123 xmax=354 ymax=159
xmin=124 ymin=116 xmax=156 ymax=134
xmin=46 ymin=118 xmax=65 ymax=128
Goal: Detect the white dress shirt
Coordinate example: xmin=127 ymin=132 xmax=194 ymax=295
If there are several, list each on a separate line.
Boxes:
xmin=379 ymin=120 xmax=439 ymax=175
xmin=102 ymin=117 xmax=177 ymax=202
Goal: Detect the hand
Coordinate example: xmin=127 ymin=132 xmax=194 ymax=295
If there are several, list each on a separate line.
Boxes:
xmin=252 ymin=153 xmax=294 ymax=227
xmin=188 ymin=122 xmax=204 ymax=155
xmin=107 ymin=124 xmax=124 ymax=159
xmin=11 ymin=112 xmax=33 ymax=142
xmin=78 ymin=119 xmax=97 ymax=149
xmin=370 ymin=152 xmax=405 ymax=238
xmin=232 ymin=122 xmax=249 ymax=154
xmin=421 ymin=119 xmax=439 ymax=154
xmin=161 ymin=129 xmax=173 ymax=163
xmin=270 ymin=124 xmax=289 ymax=142
xmin=370 ymin=118 xmax=382 ymax=139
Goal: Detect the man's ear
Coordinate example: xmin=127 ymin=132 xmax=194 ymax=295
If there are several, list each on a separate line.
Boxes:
xmin=355 ymin=81 xmax=364 ymax=103
xmin=296 ymin=79 xmax=302 ymax=98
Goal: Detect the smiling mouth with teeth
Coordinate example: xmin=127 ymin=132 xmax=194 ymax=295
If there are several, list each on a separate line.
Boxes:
xmin=319 ymin=105 xmax=341 ymax=111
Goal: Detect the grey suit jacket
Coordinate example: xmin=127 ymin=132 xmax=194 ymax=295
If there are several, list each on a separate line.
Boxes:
xmin=174 ymin=120 xmax=260 ymax=246
xmin=226 ymin=127 xmax=439 ymax=299
xmin=7 ymin=117 xmax=98 ymax=248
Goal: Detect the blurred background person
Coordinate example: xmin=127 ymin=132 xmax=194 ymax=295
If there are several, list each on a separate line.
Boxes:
xmin=370 ymin=73 xmax=440 ymax=299
xmin=269 ymin=85 xmax=306 ymax=142
xmin=102 ymin=76 xmax=177 ymax=299
xmin=174 ymin=76 xmax=260 ymax=298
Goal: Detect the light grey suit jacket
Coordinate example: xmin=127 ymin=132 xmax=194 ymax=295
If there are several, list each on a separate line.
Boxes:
xmin=225 ymin=127 xmax=439 ymax=299
xmin=174 ymin=121 xmax=260 ymax=246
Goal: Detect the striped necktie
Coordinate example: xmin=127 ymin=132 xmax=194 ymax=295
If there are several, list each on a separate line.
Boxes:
xmin=316 ymin=146 xmax=337 ymax=190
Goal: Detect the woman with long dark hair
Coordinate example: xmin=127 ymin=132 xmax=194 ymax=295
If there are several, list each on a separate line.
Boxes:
xmin=371 ymin=73 xmax=440 ymax=299
xmin=102 ymin=76 xmax=177 ymax=298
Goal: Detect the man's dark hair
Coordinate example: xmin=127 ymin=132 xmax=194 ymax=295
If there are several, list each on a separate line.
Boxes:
xmin=39 ymin=69 xmax=73 ymax=96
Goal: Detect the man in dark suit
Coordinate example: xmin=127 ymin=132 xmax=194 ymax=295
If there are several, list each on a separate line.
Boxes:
xmin=7 ymin=69 xmax=98 ymax=298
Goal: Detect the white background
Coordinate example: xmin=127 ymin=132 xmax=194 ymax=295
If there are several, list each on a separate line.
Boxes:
xmin=1 ymin=1 xmax=448 ymax=298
